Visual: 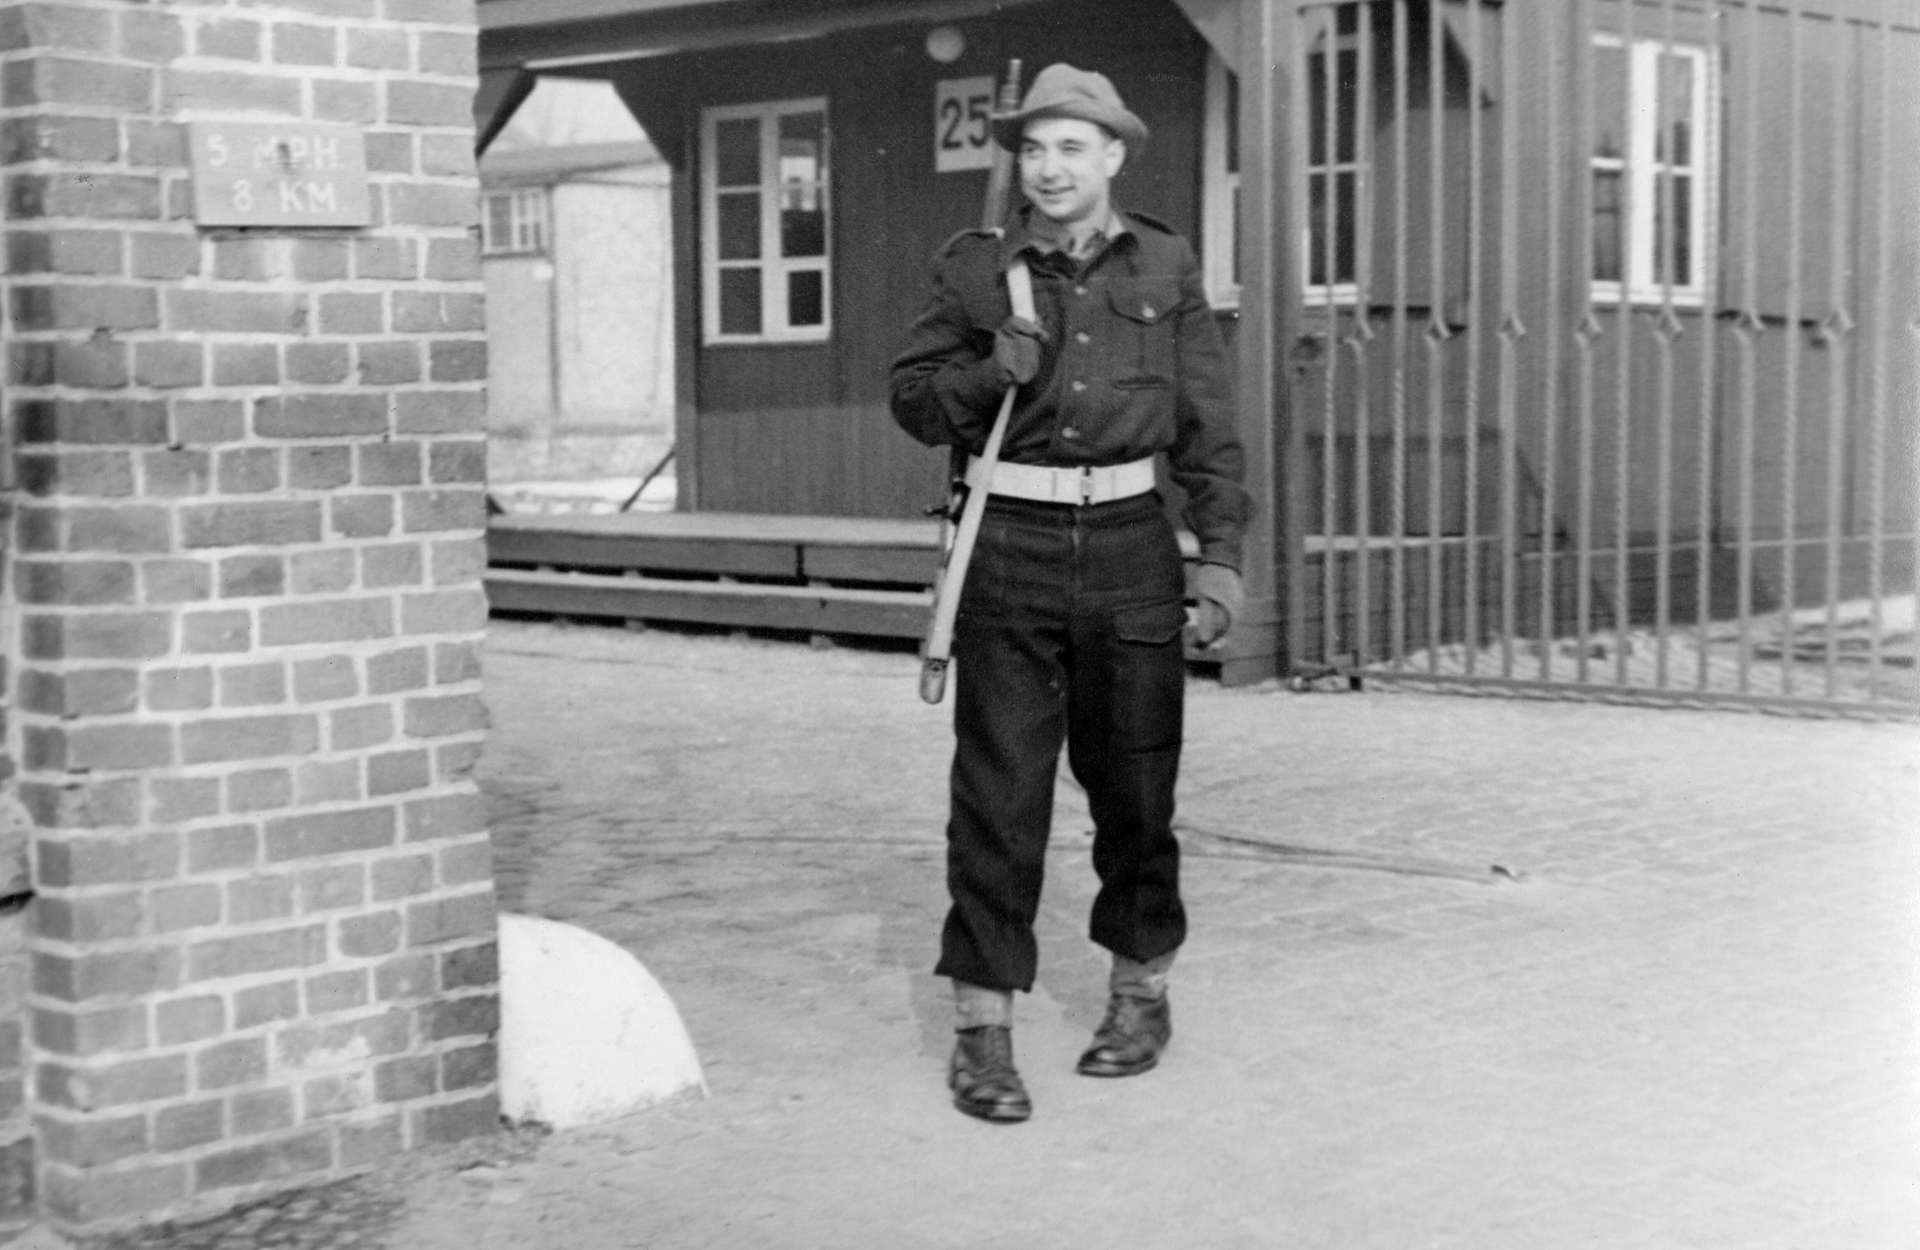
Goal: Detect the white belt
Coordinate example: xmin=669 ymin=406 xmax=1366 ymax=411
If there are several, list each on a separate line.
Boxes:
xmin=966 ymin=455 xmax=1156 ymax=506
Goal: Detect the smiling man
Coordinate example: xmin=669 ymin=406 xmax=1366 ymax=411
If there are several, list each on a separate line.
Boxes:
xmin=891 ymin=64 xmax=1253 ymax=1124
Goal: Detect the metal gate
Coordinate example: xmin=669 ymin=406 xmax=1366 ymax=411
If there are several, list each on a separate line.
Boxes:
xmin=1273 ymin=0 xmax=1918 ymax=717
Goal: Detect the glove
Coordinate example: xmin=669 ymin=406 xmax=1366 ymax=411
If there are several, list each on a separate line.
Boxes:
xmin=1190 ymin=563 xmax=1243 ymax=649
xmin=992 ymin=315 xmax=1047 ymax=386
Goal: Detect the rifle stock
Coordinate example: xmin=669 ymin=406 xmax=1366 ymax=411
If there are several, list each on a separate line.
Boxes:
xmin=923 ymin=58 xmax=1025 ymax=705
xmin=920 ymin=259 xmax=1034 ymax=704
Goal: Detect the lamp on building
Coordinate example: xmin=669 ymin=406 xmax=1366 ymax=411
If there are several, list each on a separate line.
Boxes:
xmin=925 ymin=24 xmax=965 ymax=64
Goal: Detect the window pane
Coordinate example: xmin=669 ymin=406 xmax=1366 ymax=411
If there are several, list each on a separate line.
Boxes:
xmin=1593 ymin=44 xmax=1627 ymax=160
xmin=719 ymin=267 xmax=762 ymax=335
xmin=1306 ymin=172 xmax=1358 ymax=287
xmin=1335 ymin=48 xmax=1359 ymax=164
xmin=782 ymin=203 xmax=826 ymax=258
xmin=1659 ymin=173 xmax=1691 ymax=286
xmin=1334 ymin=170 xmax=1356 ymax=283
xmin=787 ymin=269 xmax=824 ymax=327
xmin=779 ymin=111 xmax=824 ymax=163
xmin=516 ymin=192 xmax=545 ymax=253
xmin=1308 ymin=40 xmax=1358 ymax=169
xmin=716 ymin=118 xmax=760 ymax=187
xmin=1309 ymin=173 xmax=1329 ymax=285
xmin=1309 ymin=48 xmax=1328 ymax=167
xmin=718 ymin=192 xmax=761 ymax=261
xmin=1231 ymin=183 xmax=1242 ymax=286
xmin=1225 ymin=69 xmax=1240 ymax=176
xmin=1592 ymin=169 xmax=1623 ymax=282
xmin=778 ymin=112 xmax=827 ymax=258
xmin=487 ymin=195 xmax=512 ymax=252
xmin=1659 ymin=53 xmax=1694 ymax=167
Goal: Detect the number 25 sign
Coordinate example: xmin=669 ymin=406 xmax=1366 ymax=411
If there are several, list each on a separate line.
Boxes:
xmin=935 ymin=77 xmax=996 ymax=173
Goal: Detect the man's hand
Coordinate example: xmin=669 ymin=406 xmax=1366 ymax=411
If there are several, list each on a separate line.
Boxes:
xmin=1191 ymin=563 xmax=1243 ymax=649
xmin=993 ymin=315 xmax=1048 ymax=385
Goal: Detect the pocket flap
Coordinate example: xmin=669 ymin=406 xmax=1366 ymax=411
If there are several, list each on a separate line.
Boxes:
xmin=1106 ymin=278 xmax=1180 ymax=325
xmin=1112 ymin=597 xmax=1189 ymax=644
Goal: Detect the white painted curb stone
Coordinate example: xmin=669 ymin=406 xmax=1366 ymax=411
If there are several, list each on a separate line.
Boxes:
xmin=497 ymin=912 xmax=706 ymax=1129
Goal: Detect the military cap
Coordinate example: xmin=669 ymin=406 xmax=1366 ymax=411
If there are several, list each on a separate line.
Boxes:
xmin=990 ymin=62 xmax=1149 ymax=152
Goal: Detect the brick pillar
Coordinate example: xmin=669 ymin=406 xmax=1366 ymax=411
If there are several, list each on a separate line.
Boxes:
xmin=0 ymin=0 xmax=498 ymax=1231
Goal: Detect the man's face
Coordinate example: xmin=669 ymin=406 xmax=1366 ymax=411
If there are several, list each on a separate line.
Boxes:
xmin=1018 ymin=117 xmax=1124 ymax=227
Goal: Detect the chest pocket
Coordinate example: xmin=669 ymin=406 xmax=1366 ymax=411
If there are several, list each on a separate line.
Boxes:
xmin=1105 ymin=277 xmax=1180 ymax=384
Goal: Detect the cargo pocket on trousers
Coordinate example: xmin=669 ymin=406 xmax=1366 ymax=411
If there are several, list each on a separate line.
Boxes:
xmin=1112 ymin=597 xmax=1188 ymax=645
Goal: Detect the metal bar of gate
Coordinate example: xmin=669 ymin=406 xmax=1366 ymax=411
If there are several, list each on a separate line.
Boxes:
xmin=1424 ymin=0 xmax=1446 ymax=672
xmin=1573 ymin=0 xmax=1598 ymax=686
xmin=1734 ymin=0 xmax=1762 ymax=695
xmin=1778 ymin=0 xmax=1807 ymax=697
xmin=1462 ymin=0 xmax=1485 ymax=674
xmin=1651 ymin=0 xmax=1679 ymax=690
xmin=1276 ymin=0 xmax=1309 ymax=682
xmin=1692 ymin=0 xmax=1724 ymax=691
xmin=1376 ymin=670 xmax=1914 ymax=720
xmin=1318 ymin=4 xmax=1340 ymax=671
xmin=1865 ymin=0 xmax=1894 ymax=699
xmin=1911 ymin=2 xmax=1920 ymax=719
xmin=1389 ymin=0 xmax=1411 ymax=671
xmin=1904 ymin=0 xmax=1920 ymax=708
xmin=1495 ymin=0 xmax=1520 ymax=678
xmin=1353 ymin=0 xmax=1375 ymax=673
xmin=1611 ymin=0 xmax=1638 ymax=688
xmin=1820 ymin=7 xmax=1856 ymax=700
xmin=1539 ymin=0 xmax=1567 ymax=680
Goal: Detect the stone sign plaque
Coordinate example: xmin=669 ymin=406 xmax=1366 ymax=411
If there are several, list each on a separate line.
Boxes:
xmin=187 ymin=121 xmax=372 ymax=227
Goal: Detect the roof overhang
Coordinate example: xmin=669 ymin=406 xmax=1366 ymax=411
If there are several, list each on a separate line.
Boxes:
xmin=479 ymin=0 xmax=1055 ymax=73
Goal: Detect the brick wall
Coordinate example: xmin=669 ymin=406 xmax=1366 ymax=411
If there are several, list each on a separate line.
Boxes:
xmin=0 ymin=0 xmax=498 ymax=1232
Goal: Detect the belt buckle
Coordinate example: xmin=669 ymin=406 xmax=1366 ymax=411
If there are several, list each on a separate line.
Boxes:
xmin=1077 ymin=466 xmax=1094 ymax=505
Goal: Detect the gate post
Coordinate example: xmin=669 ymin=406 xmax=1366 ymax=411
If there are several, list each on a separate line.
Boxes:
xmin=1221 ymin=0 xmax=1304 ymax=686
xmin=0 ymin=0 xmax=499 ymax=1232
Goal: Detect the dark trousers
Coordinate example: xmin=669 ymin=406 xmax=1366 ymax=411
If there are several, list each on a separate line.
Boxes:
xmin=935 ymin=492 xmax=1189 ymax=993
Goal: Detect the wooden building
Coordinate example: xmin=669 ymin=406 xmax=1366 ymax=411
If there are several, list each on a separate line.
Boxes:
xmin=477 ymin=0 xmax=1919 ymax=694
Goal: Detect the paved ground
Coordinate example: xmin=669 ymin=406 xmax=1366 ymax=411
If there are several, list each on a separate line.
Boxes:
xmin=87 ymin=617 xmax=1920 ymax=1249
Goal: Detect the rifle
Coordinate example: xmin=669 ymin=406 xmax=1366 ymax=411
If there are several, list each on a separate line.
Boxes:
xmin=979 ymin=59 xmax=1022 ymax=235
xmin=919 ymin=58 xmax=1025 ymax=705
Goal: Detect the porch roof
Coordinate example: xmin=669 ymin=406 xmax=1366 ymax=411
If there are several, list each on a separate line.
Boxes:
xmin=477 ymin=0 xmax=1053 ymax=72
xmin=473 ymin=0 xmax=1227 ymax=149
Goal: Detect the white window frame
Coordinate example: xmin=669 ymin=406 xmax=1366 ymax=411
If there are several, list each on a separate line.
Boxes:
xmin=482 ymin=187 xmax=549 ymax=256
xmin=700 ymin=97 xmax=832 ymax=345
xmin=1301 ymin=18 xmax=1364 ymax=308
xmin=1590 ymin=35 xmax=1718 ymax=308
xmin=1202 ymin=52 xmax=1241 ymax=310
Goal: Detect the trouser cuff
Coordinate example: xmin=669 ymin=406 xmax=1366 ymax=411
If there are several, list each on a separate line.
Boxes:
xmin=1110 ymin=949 xmax=1176 ymax=1001
xmin=953 ymin=980 xmax=1014 ymax=1030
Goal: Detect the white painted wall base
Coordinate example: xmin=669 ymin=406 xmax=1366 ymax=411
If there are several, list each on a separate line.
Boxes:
xmin=497 ymin=913 xmax=707 ymax=1129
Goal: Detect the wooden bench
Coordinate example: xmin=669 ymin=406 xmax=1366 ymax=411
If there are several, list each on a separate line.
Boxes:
xmin=485 ymin=510 xmax=1205 ymax=642
xmin=485 ymin=511 xmax=943 ymax=639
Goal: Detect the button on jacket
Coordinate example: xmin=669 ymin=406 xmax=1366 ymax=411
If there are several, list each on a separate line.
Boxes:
xmin=890 ymin=206 xmax=1254 ymax=570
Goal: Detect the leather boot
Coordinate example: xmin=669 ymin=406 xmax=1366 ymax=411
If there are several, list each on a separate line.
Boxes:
xmin=1076 ymin=992 xmax=1171 ymax=1077
xmin=949 ymin=1026 xmax=1032 ymax=1123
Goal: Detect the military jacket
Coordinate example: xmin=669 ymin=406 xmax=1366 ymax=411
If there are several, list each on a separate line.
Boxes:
xmin=889 ymin=207 xmax=1254 ymax=570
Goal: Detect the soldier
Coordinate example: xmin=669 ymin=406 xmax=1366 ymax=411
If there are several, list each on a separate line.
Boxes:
xmin=891 ymin=63 xmax=1253 ymax=1123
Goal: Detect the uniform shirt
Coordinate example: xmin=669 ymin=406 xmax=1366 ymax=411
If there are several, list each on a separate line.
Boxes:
xmin=890 ymin=205 xmax=1254 ymax=570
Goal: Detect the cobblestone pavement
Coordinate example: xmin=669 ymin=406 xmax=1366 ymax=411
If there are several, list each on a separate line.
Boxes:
xmin=79 ymin=617 xmax=1920 ymax=1249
